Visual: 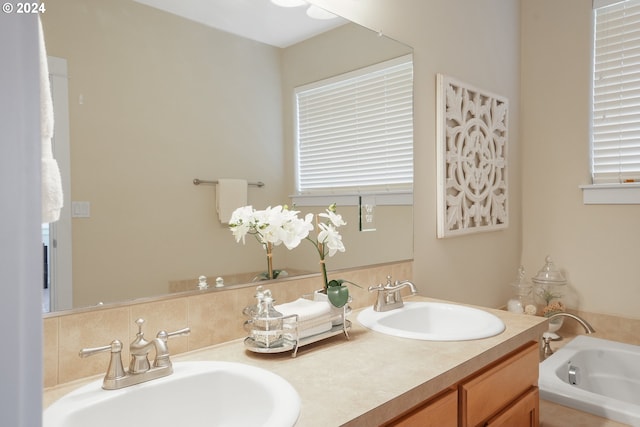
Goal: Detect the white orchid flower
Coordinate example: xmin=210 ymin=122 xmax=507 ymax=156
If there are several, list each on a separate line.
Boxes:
xmin=280 ymin=212 xmax=314 ymax=250
xmin=318 ymin=208 xmax=346 ymax=228
xmin=317 ymin=222 xmax=345 ymax=257
xmin=229 ymin=205 xmax=256 ymax=244
xmin=254 ymin=206 xmax=284 ymax=245
xmin=229 ymin=205 xmax=313 ymax=250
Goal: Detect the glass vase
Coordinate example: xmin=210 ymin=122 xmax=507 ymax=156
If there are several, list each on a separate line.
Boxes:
xmin=532 ymin=256 xmax=567 ymax=332
xmin=507 ymin=266 xmax=536 ymax=315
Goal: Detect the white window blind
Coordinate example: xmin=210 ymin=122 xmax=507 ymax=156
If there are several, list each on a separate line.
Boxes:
xmin=592 ymin=0 xmax=640 ymax=183
xmin=295 ymin=54 xmax=413 ymax=194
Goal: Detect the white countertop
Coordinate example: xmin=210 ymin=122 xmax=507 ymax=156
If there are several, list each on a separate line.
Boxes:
xmin=44 ymin=296 xmax=548 ymax=426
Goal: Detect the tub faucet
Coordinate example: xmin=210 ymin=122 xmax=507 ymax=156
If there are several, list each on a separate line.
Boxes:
xmin=79 ymin=318 xmax=190 ymax=390
xmin=368 ymin=276 xmax=418 ymax=312
xmin=541 ymin=312 xmax=595 ymax=359
xmin=548 ymin=312 xmax=596 ymax=334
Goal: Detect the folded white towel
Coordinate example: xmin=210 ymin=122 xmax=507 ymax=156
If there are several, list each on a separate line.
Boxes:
xmin=284 ymin=321 xmax=333 ymax=340
xmin=275 ymin=298 xmax=332 ymax=323
xmin=216 ymin=178 xmax=247 ymax=224
xmin=277 ymin=298 xmax=334 ymax=340
xmin=39 ymin=17 xmax=63 ymax=223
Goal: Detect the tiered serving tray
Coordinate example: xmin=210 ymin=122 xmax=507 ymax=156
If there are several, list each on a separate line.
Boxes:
xmin=244 ymin=294 xmax=351 ymax=357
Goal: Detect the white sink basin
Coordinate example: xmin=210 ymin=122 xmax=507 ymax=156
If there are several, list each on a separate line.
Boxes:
xmin=44 ymin=361 xmax=300 ymax=427
xmin=357 ymin=301 xmax=505 ymax=341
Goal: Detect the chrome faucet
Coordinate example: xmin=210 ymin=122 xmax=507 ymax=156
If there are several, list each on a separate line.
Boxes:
xmin=79 ymin=318 xmax=190 ymax=390
xmin=129 ymin=318 xmax=154 ymax=374
xmin=541 ymin=312 xmax=595 ymax=359
xmin=368 ymin=275 xmax=418 ymax=312
xmin=547 ymin=312 xmax=596 ymax=334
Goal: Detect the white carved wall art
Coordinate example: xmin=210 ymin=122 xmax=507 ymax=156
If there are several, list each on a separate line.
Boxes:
xmin=436 ymin=74 xmax=508 ymax=238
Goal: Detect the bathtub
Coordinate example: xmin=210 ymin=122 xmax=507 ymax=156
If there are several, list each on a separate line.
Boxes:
xmin=539 ymin=335 xmax=640 ymax=426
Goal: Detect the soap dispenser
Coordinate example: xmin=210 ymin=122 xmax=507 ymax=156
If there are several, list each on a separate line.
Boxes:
xmin=252 ymin=290 xmax=284 ymax=348
xmin=243 ymin=285 xmax=265 ymax=318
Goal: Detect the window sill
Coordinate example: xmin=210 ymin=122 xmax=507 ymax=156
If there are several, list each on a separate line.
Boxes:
xmin=580 ymin=183 xmax=640 ymax=205
xmin=290 ymin=191 xmax=413 ymax=207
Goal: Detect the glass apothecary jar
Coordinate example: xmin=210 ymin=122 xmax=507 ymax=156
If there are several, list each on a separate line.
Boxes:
xmin=532 ymin=256 xmax=567 ymax=332
xmin=507 ymin=266 xmax=536 ymax=315
xmin=243 ymin=289 xmax=284 ymax=348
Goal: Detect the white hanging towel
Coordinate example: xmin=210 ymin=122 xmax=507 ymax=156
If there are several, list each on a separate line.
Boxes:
xmin=39 ymin=17 xmax=63 ymax=223
xmin=216 ymin=178 xmax=247 ymax=224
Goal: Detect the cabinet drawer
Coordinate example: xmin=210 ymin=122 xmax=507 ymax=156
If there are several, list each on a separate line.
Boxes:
xmin=485 ymin=387 xmax=539 ymax=427
xmin=386 ymin=388 xmax=457 ymax=427
xmin=460 ymin=341 xmax=538 ymax=427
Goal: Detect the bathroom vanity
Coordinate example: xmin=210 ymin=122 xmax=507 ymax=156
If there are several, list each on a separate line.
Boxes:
xmin=386 ymin=341 xmax=539 ymax=426
xmin=43 ymin=296 xmax=548 ymax=426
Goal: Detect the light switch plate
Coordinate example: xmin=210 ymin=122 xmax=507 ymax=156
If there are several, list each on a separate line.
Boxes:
xmin=71 ymin=201 xmax=91 ymax=218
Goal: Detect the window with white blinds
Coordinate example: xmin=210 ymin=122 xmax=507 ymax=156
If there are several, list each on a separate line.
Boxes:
xmin=295 ymin=54 xmax=413 ymax=194
xmin=592 ymin=0 xmax=640 ymax=184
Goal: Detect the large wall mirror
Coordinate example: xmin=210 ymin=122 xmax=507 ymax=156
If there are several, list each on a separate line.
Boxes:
xmin=41 ymin=0 xmax=413 ymax=314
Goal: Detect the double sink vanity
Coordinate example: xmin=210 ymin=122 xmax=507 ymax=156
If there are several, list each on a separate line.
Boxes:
xmin=43 ymin=294 xmax=547 ymax=426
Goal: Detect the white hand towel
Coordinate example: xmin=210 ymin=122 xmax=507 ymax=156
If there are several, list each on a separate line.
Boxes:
xmin=275 ymin=298 xmax=332 ymax=323
xmin=39 ymin=17 xmax=63 ymax=223
xmin=216 ymin=178 xmax=247 ymax=224
xmin=284 ymin=321 xmax=333 ymax=340
xmin=277 ymin=298 xmax=335 ymax=340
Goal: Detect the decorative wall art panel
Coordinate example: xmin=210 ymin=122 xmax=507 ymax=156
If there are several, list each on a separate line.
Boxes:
xmin=436 ymin=74 xmax=508 ymax=238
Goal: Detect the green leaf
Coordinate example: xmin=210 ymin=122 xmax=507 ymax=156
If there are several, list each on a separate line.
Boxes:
xmin=327 ymin=285 xmax=349 ymax=308
xmin=327 ymin=279 xmax=343 ymax=287
xmin=328 ymin=278 xmax=361 ymax=289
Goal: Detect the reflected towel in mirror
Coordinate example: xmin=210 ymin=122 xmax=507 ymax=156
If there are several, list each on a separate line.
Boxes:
xmin=216 ymin=178 xmax=247 ymax=224
xmin=39 ymin=16 xmax=63 ymax=224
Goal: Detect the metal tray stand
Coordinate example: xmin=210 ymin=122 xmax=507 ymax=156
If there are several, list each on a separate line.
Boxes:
xmin=244 ymin=302 xmax=351 ymax=358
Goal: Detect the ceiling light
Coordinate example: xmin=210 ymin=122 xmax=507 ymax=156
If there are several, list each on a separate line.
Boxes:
xmin=306 ymin=4 xmax=337 ymax=20
xmin=270 ymin=0 xmax=307 ymax=7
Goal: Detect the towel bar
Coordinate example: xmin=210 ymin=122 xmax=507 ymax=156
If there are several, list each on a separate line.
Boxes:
xmin=193 ymin=178 xmax=264 ymax=188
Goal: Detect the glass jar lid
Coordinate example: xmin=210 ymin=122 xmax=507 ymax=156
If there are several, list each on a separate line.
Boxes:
xmin=511 ymin=265 xmax=532 ymax=292
xmin=532 ymin=255 xmax=567 ymax=284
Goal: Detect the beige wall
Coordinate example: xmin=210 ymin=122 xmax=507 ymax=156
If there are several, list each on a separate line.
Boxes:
xmin=42 ymin=0 xmax=286 ymax=307
xmin=314 ymin=0 xmax=639 ymax=319
xmin=314 ymin=0 xmax=523 ymax=308
xmin=521 ymin=0 xmax=640 ymax=319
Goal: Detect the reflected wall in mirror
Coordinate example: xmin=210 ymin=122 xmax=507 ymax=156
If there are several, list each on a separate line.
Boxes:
xmin=41 ymin=0 xmax=413 ymax=313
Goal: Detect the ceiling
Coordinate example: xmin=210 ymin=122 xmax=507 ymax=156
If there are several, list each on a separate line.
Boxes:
xmin=133 ymin=0 xmax=348 ymax=48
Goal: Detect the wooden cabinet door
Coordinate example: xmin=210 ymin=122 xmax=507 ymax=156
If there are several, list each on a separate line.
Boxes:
xmin=386 ymin=388 xmax=457 ymax=427
xmin=459 ymin=342 xmax=539 ymax=427
xmin=485 ymin=387 xmax=539 ymax=427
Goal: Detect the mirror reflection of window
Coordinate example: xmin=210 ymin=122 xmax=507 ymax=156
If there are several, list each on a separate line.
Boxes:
xmin=295 ymin=55 xmax=414 ymax=196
